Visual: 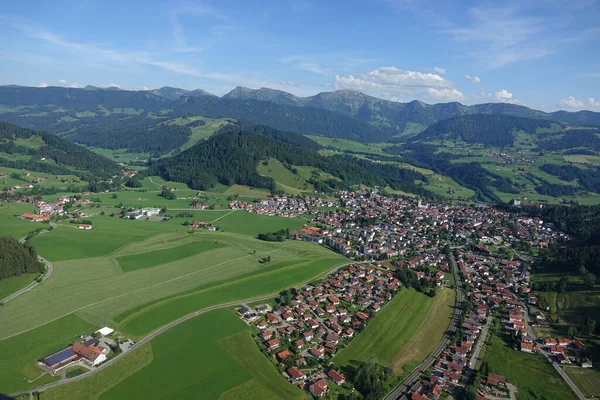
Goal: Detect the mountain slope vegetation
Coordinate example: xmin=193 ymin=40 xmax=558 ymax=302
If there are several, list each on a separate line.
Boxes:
xmin=149 ymin=130 xmax=433 ymax=196
xmin=0 ymin=122 xmax=120 ymax=177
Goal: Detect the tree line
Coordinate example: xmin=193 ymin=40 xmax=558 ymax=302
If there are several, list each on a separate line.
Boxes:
xmin=0 ymin=236 xmax=43 ymax=280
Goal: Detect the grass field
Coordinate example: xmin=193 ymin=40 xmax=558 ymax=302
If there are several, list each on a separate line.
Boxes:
xmin=565 ymin=366 xmax=600 ymax=398
xmin=215 ymin=210 xmax=305 ymax=236
xmin=2 ymin=228 xmax=344 ymax=340
xmin=0 ymin=314 xmax=94 ymax=393
xmin=483 ymin=333 xmax=575 ymax=400
xmin=0 ymin=273 xmax=37 ymax=300
xmin=334 ymin=287 xmax=455 ymax=375
xmin=40 ymin=343 xmax=154 ymax=400
xmin=0 ymin=202 xmax=45 ymax=239
xmin=116 ymin=240 xmax=226 ymax=272
xmin=97 ymin=309 xmax=307 ymax=400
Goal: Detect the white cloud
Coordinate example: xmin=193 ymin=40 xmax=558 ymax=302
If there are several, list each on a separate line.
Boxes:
xmin=140 ymin=86 xmax=149 ymax=91
xmin=465 ymin=74 xmax=481 ymax=84
xmin=57 ymin=79 xmax=82 ymax=88
xmin=101 ymin=83 xmax=121 ymax=88
xmin=560 ymin=96 xmax=600 ymax=111
xmin=495 ymin=89 xmax=514 ymax=102
xmin=425 ymin=88 xmax=465 ymax=102
xmin=332 ymin=66 xmax=464 ymax=102
xmin=473 ymin=89 xmax=520 ymax=104
xmin=38 ymin=82 xmax=48 ymax=88
xmin=433 ymin=67 xmax=446 ymax=75
xmin=281 ymin=56 xmax=329 ymax=75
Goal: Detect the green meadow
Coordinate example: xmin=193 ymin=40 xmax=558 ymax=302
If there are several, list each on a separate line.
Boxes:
xmin=0 ymin=314 xmax=94 ymax=394
xmin=95 ymin=309 xmax=308 ymax=400
xmin=116 ymin=240 xmax=226 ymax=272
xmin=483 ymin=333 xmax=575 ymax=400
xmin=0 ymin=273 xmax=37 ymax=300
xmin=334 ymin=287 xmax=455 ymax=375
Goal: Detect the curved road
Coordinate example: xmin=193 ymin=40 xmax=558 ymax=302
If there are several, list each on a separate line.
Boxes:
xmin=8 ymin=260 xmax=359 ymax=398
xmin=2 ymin=228 xmax=56 ymax=304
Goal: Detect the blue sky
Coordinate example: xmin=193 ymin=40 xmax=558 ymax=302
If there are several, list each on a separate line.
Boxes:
xmin=1 ymin=0 xmax=599 ymax=111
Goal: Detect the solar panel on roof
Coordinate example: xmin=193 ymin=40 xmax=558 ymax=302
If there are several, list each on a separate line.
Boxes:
xmin=44 ymin=347 xmax=75 ymax=366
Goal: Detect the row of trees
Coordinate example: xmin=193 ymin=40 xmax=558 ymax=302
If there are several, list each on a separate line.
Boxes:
xmin=256 ymin=229 xmax=290 ymax=242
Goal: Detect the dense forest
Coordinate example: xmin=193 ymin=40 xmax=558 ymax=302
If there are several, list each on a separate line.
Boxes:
xmin=64 ymin=115 xmax=192 ymax=155
xmin=0 ymin=236 xmax=43 ymax=280
xmin=414 ymin=114 xmax=557 ymax=147
xmin=517 ymin=204 xmax=600 ymax=274
xmin=216 ymin=123 xmax=322 ymax=150
xmin=540 ymin=163 xmax=600 ymax=193
xmin=538 ymin=129 xmax=600 ymax=152
xmin=0 ymin=122 xmax=121 ymax=177
xmin=150 ymin=131 xmax=435 ymax=197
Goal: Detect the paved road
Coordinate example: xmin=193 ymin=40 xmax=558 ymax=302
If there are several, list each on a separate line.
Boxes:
xmin=1 ymin=228 xmax=56 ymax=304
xmin=468 ymin=317 xmax=491 ymax=370
xmin=8 ymin=260 xmax=359 ymax=398
xmin=384 ymin=250 xmax=465 ymax=400
xmin=0 ymin=256 xmax=53 ymax=304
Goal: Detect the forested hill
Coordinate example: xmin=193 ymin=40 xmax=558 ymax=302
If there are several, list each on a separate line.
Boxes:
xmin=412 ymin=114 xmax=559 ymax=147
xmin=0 ymin=236 xmax=42 ymax=280
xmin=0 ymin=122 xmax=120 ymax=177
xmin=215 ymin=123 xmax=322 ymax=150
xmin=150 ymin=130 xmax=434 ymax=197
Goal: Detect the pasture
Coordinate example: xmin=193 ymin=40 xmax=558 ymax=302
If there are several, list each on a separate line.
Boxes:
xmin=2 ymin=226 xmax=344 ymax=340
xmin=40 ymin=343 xmax=154 ymax=400
xmin=0 ymin=202 xmax=43 ymax=239
xmin=565 ymin=367 xmax=600 ymax=398
xmin=0 ymin=273 xmax=37 ymax=300
xmin=97 ymin=309 xmax=308 ymax=400
xmin=116 ymin=240 xmax=226 ymax=272
xmin=0 ymin=314 xmax=94 ymax=394
xmin=483 ymin=333 xmax=575 ymax=400
xmin=334 ymin=287 xmax=455 ymax=375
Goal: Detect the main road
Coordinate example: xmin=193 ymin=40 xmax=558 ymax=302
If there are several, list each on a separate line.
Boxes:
xmin=8 ymin=260 xmax=361 ymax=398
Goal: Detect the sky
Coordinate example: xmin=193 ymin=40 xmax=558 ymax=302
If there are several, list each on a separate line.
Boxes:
xmin=0 ymin=0 xmax=599 ymax=111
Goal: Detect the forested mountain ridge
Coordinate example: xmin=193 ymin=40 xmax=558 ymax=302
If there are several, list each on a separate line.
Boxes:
xmin=412 ymin=114 xmax=559 ymax=147
xmin=0 ymin=122 xmax=121 ymax=177
xmin=149 ymin=130 xmax=434 ymax=197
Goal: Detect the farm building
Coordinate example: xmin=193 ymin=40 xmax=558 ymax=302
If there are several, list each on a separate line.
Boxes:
xmin=78 ymin=224 xmax=93 ymax=230
xmin=43 ymin=348 xmax=78 ymax=369
xmin=21 ymin=213 xmax=49 ymax=222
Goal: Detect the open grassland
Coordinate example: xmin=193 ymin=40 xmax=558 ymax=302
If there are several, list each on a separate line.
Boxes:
xmin=98 ymin=309 xmax=305 ymax=400
xmin=220 ymin=330 xmax=310 ymax=400
xmin=117 ymin=256 xmax=344 ymax=338
xmin=215 ymin=210 xmax=305 ymax=236
xmin=223 ymin=184 xmax=271 ymax=199
xmin=334 ymin=287 xmax=455 ymax=375
xmin=0 ymin=202 xmax=41 ymax=239
xmin=116 ymin=240 xmax=226 ymax=272
xmin=305 ymin=135 xmax=391 ymax=155
xmin=39 ymin=343 xmax=154 ymax=400
xmin=483 ymin=333 xmax=575 ymax=400
xmin=565 ymin=367 xmax=600 ymax=398
xmin=0 ymin=273 xmax=37 ymax=300
xmin=258 ymin=158 xmax=315 ymax=193
xmin=2 ymin=226 xmax=344 ymax=340
xmin=166 ymin=116 xmax=233 ymax=153
xmin=0 ymin=314 xmax=94 ymax=394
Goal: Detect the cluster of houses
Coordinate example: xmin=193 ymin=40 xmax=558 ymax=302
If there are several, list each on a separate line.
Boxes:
xmin=19 ymin=196 xmax=93 ymax=225
xmin=228 ymin=195 xmax=336 ymax=217
xmin=240 ymin=263 xmax=403 ymax=397
xmin=290 ymin=193 xmax=568 ymax=261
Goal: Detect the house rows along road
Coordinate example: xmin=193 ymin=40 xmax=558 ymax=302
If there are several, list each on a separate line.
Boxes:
xmin=524 ymin=308 xmax=592 ymax=400
xmin=385 ymin=250 xmax=465 ymax=400
xmin=8 ymin=260 xmax=361 ymax=398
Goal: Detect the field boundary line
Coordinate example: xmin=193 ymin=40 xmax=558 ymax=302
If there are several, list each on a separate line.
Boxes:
xmin=210 ymin=209 xmax=237 ymax=223
xmin=8 ymin=259 xmax=354 ymax=398
xmin=0 ymin=246 xmax=288 ymax=341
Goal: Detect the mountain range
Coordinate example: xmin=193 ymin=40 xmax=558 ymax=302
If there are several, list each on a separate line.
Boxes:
xmin=2 ymin=85 xmax=600 ymax=142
